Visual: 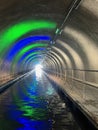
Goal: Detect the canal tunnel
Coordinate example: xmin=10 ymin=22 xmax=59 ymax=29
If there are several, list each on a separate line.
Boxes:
xmin=0 ymin=0 xmax=98 ymax=129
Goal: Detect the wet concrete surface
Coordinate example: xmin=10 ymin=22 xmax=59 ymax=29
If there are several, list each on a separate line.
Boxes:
xmin=48 ymin=74 xmax=98 ymax=130
xmin=47 ymin=94 xmax=81 ymax=130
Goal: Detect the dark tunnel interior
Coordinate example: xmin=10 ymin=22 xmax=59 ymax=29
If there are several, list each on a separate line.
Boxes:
xmin=0 ymin=0 xmax=98 ymax=129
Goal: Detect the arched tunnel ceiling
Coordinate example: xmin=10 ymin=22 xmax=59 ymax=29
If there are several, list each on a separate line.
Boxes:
xmin=0 ymin=0 xmax=72 ymax=29
xmin=0 ymin=0 xmax=98 ymax=79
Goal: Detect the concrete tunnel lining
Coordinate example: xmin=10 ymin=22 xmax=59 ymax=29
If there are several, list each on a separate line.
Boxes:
xmin=0 ymin=0 xmax=98 ymax=129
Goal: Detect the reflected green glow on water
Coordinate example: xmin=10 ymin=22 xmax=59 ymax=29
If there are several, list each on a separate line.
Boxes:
xmin=12 ymin=74 xmax=49 ymax=120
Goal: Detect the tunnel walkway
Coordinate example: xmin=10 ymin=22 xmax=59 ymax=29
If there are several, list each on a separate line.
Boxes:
xmin=48 ymin=74 xmax=98 ymax=129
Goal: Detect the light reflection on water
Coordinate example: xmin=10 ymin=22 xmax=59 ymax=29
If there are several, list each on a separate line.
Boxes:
xmin=0 ymin=73 xmax=54 ymax=130
xmin=0 ymin=73 xmax=83 ymax=130
xmin=16 ymin=118 xmax=52 ymax=130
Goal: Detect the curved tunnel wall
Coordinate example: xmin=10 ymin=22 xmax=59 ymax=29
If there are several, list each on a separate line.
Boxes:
xmin=42 ymin=2 xmax=98 ymax=120
xmin=44 ymin=0 xmax=98 ymax=85
xmin=0 ymin=0 xmax=98 ymax=127
xmin=0 ymin=20 xmax=57 ymax=80
xmin=0 ymin=0 xmax=98 ymax=91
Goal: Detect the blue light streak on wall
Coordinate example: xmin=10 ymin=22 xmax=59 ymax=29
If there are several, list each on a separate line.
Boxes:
xmin=5 ymin=36 xmax=51 ymax=61
xmin=18 ymin=48 xmax=46 ymax=64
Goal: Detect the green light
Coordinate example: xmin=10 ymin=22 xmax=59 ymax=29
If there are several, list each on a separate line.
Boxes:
xmin=55 ymin=28 xmax=59 ymax=34
xmin=20 ymin=106 xmax=48 ymax=119
xmin=18 ymin=55 xmax=44 ymax=71
xmin=14 ymin=43 xmax=47 ymax=62
xmin=11 ymin=43 xmax=47 ymax=70
xmin=0 ymin=20 xmax=56 ymax=55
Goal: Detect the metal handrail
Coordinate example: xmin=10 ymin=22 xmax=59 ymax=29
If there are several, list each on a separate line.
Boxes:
xmin=64 ymin=68 xmax=98 ymax=72
xmin=66 ymin=76 xmax=98 ymax=89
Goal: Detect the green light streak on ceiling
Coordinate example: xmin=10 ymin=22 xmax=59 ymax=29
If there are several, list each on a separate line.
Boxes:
xmin=14 ymin=43 xmax=47 ymax=64
xmin=24 ymin=52 xmax=42 ymax=64
xmin=0 ymin=20 xmax=56 ymax=54
xmin=12 ymin=52 xmax=39 ymax=70
xmin=12 ymin=51 xmax=45 ymax=71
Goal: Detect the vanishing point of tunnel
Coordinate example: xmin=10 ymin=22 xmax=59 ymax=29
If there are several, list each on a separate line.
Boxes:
xmin=0 ymin=0 xmax=98 ymax=130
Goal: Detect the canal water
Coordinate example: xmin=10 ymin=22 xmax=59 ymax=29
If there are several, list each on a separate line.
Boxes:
xmin=0 ymin=72 xmax=82 ymax=130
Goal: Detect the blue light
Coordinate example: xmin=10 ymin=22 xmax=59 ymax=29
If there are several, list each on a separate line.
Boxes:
xmin=18 ymin=48 xmax=46 ymax=64
xmin=16 ymin=117 xmax=52 ymax=130
xmin=9 ymin=75 xmax=53 ymax=130
xmin=5 ymin=36 xmax=51 ymax=61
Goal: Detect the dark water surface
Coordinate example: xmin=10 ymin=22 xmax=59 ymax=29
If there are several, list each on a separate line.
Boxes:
xmin=0 ymin=72 xmax=82 ymax=130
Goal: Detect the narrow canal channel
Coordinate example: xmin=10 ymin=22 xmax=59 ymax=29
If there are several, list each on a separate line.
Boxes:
xmin=0 ymin=72 xmax=94 ymax=130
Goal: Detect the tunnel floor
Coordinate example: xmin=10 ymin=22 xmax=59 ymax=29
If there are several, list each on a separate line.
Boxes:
xmin=0 ymin=72 xmax=86 ymax=130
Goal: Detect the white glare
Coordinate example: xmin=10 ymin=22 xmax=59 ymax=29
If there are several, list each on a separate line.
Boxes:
xmin=35 ymin=64 xmax=43 ymax=77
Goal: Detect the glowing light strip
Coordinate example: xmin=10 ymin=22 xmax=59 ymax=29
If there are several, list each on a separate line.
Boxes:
xmin=0 ymin=20 xmax=56 ymax=54
xmin=23 ymin=52 xmax=45 ymax=65
xmin=0 ymin=20 xmax=56 ymax=73
xmin=12 ymin=43 xmax=47 ymax=65
xmin=12 ymin=51 xmax=46 ymax=71
xmin=18 ymin=48 xmax=46 ymax=63
xmin=18 ymin=54 xmax=45 ymax=72
xmin=20 ymin=53 xmax=45 ymax=69
xmin=6 ymin=36 xmax=50 ymax=61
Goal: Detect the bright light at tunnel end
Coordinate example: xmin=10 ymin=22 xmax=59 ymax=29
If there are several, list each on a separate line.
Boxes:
xmin=34 ymin=64 xmax=43 ymax=78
